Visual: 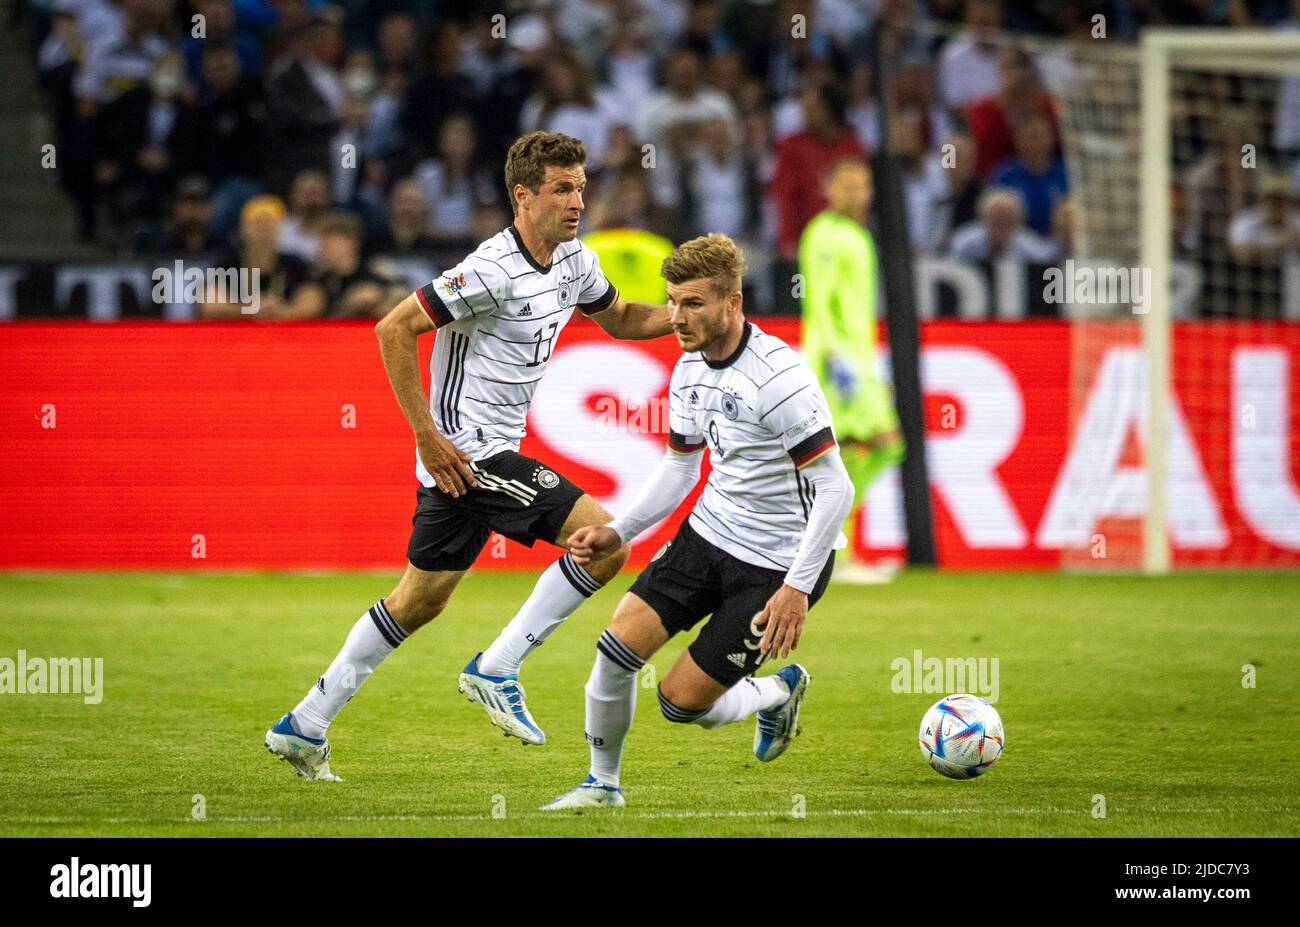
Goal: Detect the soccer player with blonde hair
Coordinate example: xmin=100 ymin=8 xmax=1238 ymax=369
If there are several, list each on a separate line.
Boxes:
xmin=541 ymin=233 xmax=854 ymax=808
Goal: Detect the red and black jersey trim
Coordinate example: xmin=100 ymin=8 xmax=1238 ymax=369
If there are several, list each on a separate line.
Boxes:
xmin=789 ymin=426 xmax=836 ymax=468
xmin=414 ymin=283 xmax=455 ymax=327
xmin=578 ymin=281 xmax=618 ymax=315
xmin=667 ymin=429 xmax=705 ymax=454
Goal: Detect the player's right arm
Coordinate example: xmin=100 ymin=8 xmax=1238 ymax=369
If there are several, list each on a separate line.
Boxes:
xmin=567 ymin=448 xmax=702 ymax=566
xmin=374 ymin=293 xmax=476 ymax=497
xmin=568 ymin=365 xmax=705 ymax=564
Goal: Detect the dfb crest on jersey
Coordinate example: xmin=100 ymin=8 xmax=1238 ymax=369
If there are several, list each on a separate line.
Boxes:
xmin=721 ymin=392 xmax=739 ymax=421
xmin=535 ymin=467 xmax=560 ymax=489
xmin=557 ymin=276 xmax=575 ymax=310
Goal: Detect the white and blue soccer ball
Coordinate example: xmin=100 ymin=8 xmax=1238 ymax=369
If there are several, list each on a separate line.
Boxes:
xmin=918 ymin=694 xmax=1005 ymax=780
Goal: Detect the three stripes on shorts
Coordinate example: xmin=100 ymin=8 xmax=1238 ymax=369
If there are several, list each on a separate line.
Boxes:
xmin=468 ymin=461 xmax=537 ymax=506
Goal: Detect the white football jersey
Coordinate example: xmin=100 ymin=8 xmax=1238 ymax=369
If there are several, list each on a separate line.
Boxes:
xmin=668 ymin=322 xmax=843 ymax=571
xmin=412 ymin=225 xmax=617 ymax=484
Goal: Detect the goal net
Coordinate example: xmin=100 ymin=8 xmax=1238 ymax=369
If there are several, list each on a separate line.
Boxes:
xmin=1050 ymin=28 xmax=1300 ymax=572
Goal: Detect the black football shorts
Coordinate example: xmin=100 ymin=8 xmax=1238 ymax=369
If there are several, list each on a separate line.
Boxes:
xmin=627 ymin=517 xmax=835 ymax=687
xmin=406 ymin=450 xmax=586 ymax=572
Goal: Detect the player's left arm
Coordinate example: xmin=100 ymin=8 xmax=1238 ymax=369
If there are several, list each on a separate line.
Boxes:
xmin=756 ymin=449 xmax=853 ymax=659
xmin=568 ymin=364 xmax=704 ymax=564
xmin=590 ymin=294 xmax=673 ymax=340
xmin=754 ymin=370 xmax=854 ymax=659
xmin=575 ymin=247 xmax=672 ymax=340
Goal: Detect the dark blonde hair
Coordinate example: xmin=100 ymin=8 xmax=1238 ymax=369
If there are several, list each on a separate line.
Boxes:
xmin=503 ymin=131 xmax=588 ymax=214
xmin=661 ymin=233 xmax=747 ymax=298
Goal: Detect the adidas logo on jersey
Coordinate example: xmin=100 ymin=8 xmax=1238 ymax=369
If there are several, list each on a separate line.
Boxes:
xmin=518 ymin=302 xmax=532 ymax=317
xmin=726 ymin=652 xmax=747 ymax=669
xmin=688 ymin=390 xmax=700 ymax=405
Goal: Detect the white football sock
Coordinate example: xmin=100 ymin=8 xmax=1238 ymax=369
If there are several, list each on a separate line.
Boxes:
xmin=478 ymin=553 xmax=603 ymax=677
xmin=292 ymin=600 xmax=407 ymax=739
xmin=696 ymin=675 xmax=789 ymax=729
xmin=585 ymin=631 xmax=643 ymax=787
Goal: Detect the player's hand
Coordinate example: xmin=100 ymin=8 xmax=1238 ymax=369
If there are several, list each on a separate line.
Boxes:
xmin=568 ymin=525 xmax=622 ymax=566
xmin=416 ymin=428 xmax=476 ymax=498
xmin=754 ymin=584 xmax=809 ymax=660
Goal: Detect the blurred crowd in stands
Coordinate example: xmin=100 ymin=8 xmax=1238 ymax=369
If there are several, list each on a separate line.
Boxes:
xmin=20 ymin=0 xmax=1300 ymax=318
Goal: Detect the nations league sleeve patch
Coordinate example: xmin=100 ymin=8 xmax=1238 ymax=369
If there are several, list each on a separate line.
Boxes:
xmin=442 ymin=272 xmax=466 ymax=298
xmin=783 ymin=411 xmax=822 ymax=442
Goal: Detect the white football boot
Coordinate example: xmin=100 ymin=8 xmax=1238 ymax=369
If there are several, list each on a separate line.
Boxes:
xmin=265 ymin=712 xmax=342 ymax=781
xmin=754 ymin=664 xmax=810 ymax=762
xmin=458 ymin=653 xmax=546 ymax=745
xmin=539 ymin=774 xmax=625 ymax=811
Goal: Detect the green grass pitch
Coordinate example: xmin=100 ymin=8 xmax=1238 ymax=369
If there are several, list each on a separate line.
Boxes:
xmin=0 ymin=570 xmax=1296 ymax=837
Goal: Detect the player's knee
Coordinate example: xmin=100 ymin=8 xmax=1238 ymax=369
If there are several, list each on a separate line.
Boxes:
xmin=385 ymin=591 xmax=446 ymax=632
xmin=656 ymin=683 xmax=708 ymax=724
xmin=586 ymin=542 xmax=630 ymax=584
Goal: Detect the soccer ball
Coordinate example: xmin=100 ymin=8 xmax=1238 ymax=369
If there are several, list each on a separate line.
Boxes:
xmin=918 ymin=694 xmax=1005 ymax=779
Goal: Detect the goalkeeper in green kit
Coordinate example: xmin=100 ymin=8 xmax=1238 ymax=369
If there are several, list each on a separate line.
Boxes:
xmin=798 ymin=158 xmax=905 ymax=583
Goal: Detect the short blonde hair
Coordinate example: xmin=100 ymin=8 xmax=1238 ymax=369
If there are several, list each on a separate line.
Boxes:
xmin=661 ymin=233 xmax=747 ymax=298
